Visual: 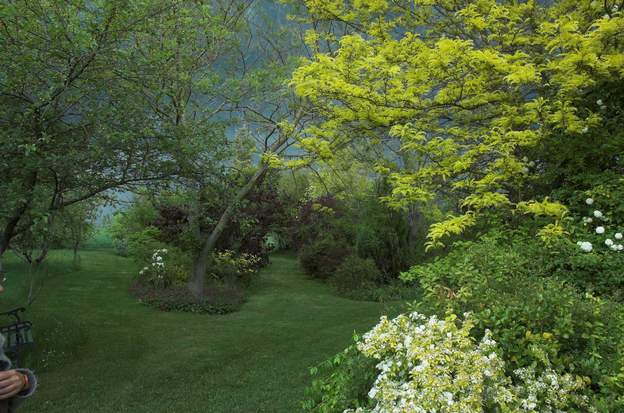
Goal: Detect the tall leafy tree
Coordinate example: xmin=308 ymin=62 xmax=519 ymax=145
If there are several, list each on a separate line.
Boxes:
xmin=291 ymin=0 xmax=624 ymax=248
xmin=185 ymin=0 xmax=315 ymax=296
xmin=0 ymin=0 xmax=245 ymax=273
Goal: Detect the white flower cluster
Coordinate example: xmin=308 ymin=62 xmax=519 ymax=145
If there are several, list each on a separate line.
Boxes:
xmin=151 ymin=248 xmax=168 ymax=267
xmin=138 ymin=248 xmax=169 ymax=286
xmin=345 ymin=312 xmax=592 ymax=413
xmin=578 ymin=198 xmax=623 ymax=253
xmin=513 ymin=366 xmax=592 ymax=413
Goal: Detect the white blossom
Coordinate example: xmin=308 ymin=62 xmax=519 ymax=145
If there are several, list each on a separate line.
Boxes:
xmin=593 ymin=210 xmax=603 ymax=218
xmin=585 ymin=198 xmax=594 ymax=205
xmin=605 ymin=239 xmax=614 ymax=246
xmin=596 ymin=99 xmax=603 ymax=106
xmin=579 ymin=242 xmax=593 ymax=252
xmin=615 ymin=233 xmax=623 ymax=240
xmin=596 ymin=226 xmax=605 ymax=234
xmin=347 ymin=312 xmax=591 ymax=413
xmin=368 ymin=387 xmax=378 ymax=399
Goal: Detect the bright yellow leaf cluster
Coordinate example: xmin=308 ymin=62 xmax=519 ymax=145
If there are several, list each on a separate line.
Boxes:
xmin=290 ymin=0 xmax=624 ymax=246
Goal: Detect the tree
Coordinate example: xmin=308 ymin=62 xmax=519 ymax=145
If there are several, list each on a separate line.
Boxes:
xmin=185 ymin=0 xmax=317 ymax=296
xmin=53 ymin=203 xmax=98 ymax=267
xmin=0 ymin=0 xmax=245 ymax=274
xmin=290 ymin=0 xmax=624 ymax=248
xmin=0 ymin=1 xmax=166 ymax=271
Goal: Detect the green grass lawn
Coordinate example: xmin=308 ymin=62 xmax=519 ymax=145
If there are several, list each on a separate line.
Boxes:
xmin=1 ymin=249 xmax=400 ymax=412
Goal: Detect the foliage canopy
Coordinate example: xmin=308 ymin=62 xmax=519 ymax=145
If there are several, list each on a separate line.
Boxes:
xmin=291 ymin=0 xmax=624 ymax=247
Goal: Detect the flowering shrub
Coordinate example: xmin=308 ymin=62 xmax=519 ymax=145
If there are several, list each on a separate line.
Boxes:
xmin=130 ymin=248 xmax=255 ymax=314
xmin=137 ymin=248 xmax=168 ymax=288
xmin=346 ymin=312 xmax=592 ymax=413
xmin=136 ymin=247 xmax=193 ymax=288
xmin=576 ymin=197 xmax=624 ymax=254
xmin=400 ymin=231 xmax=624 ymax=409
xmin=512 ymin=365 xmax=590 ymax=412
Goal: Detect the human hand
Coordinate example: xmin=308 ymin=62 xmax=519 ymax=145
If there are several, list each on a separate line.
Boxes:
xmin=0 ymin=370 xmax=28 ymax=400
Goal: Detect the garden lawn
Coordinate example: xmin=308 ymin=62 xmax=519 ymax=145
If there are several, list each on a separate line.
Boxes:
xmin=1 ymin=249 xmax=398 ymax=413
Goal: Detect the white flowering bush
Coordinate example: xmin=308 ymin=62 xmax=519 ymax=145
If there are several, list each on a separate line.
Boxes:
xmin=138 ymin=248 xmax=169 ymax=288
xmin=512 ymin=365 xmax=590 ymax=412
xmin=576 ymin=197 xmax=624 ymax=254
xmin=346 ymin=312 xmax=593 ymax=413
xmin=346 ymin=312 xmax=513 ymax=413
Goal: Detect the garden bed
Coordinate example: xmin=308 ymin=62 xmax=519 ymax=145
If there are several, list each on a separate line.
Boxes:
xmin=129 ymin=281 xmax=245 ymax=315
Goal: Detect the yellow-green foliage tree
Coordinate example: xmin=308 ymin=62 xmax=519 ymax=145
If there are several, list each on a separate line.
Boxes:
xmin=290 ymin=0 xmax=624 ymax=248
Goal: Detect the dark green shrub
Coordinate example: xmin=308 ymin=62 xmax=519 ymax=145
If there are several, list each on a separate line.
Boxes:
xmin=109 ymin=197 xmax=160 ymax=257
xmin=290 ymin=195 xmax=349 ymax=250
xmin=353 ymin=197 xmax=426 ymax=280
xmin=302 ymin=344 xmax=376 ymax=413
xmin=331 ymin=255 xmax=380 ymax=294
xmin=299 ymin=237 xmax=351 ymax=279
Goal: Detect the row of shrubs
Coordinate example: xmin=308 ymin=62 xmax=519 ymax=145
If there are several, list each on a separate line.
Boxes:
xmin=298 ymin=237 xmax=419 ymax=302
xmin=291 ymin=186 xmax=428 ymax=300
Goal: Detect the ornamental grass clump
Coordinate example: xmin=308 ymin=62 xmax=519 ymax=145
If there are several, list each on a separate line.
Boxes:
xmin=347 ymin=312 xmax=593 ymax=413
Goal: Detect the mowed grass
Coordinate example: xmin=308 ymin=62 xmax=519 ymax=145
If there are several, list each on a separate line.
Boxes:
xmin=0 ymin=249 xmax=399 ymax=413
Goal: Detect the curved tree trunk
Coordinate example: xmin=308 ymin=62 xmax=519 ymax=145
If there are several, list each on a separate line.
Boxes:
xmin=188 ymin=163 xmax=270 ymax=297
xmin=0 ymin=171 xmax=39 ymax=275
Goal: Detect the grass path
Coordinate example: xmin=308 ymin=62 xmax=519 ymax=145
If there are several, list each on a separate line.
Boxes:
xmin=1 ymin=250 xmax=398 ymax=412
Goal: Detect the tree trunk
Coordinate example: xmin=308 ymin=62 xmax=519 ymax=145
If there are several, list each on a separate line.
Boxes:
xmin=188 ymin=163 xmax=270 ymax=297
xmin=33 ymin=248 xmax=48 ymax=267
xmin=73 ymin=241 xmax=81 ymax=268
xmin=407 ymin=205 xmax=423 ymax=246
xmin=0 ymin=171 xmax=38 ymax=274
